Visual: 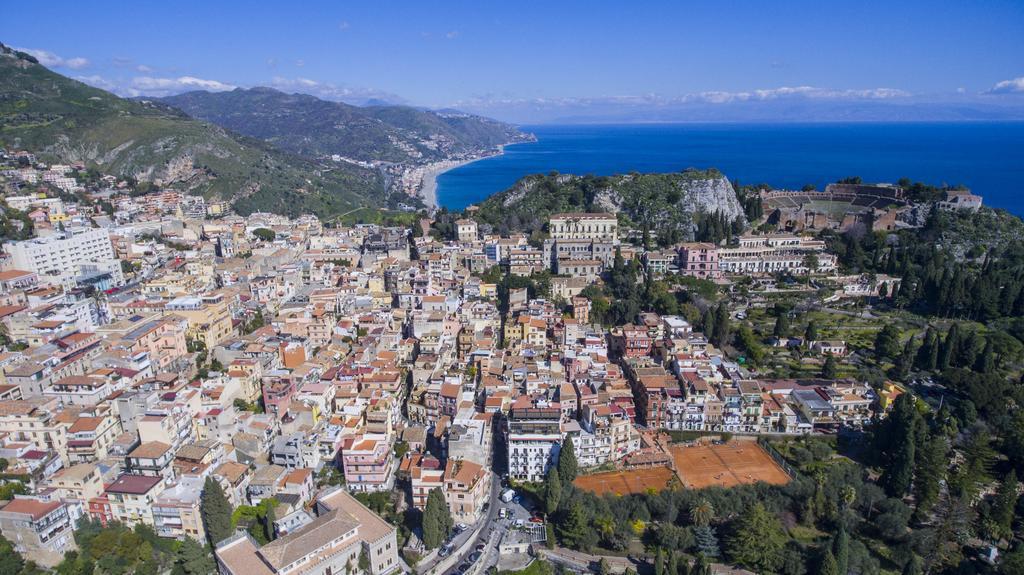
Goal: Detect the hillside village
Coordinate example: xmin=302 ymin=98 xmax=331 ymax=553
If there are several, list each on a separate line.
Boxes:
xmin=1 ymin=147 xmax=1023 ymax=575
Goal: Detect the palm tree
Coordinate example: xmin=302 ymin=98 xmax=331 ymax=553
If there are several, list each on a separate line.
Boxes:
xmin=690 ymin=499 xmax=714 ymax=527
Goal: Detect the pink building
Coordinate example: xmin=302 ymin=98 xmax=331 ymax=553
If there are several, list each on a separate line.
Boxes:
xmin=341 ymin=434 xmax=394 ymax=492
xmin=677 ymin=243 xmax=721 ymax=279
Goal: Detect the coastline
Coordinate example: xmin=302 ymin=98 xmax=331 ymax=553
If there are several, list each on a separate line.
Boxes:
xmin=418 ymin=144 xmax=513 ymax=209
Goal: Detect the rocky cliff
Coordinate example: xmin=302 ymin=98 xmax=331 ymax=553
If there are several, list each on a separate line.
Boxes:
xmin=474 ymin=169 xmax=746 ymax=241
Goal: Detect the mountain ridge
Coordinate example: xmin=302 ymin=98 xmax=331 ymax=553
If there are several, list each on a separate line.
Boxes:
xmin=0 ymin=42 xmax=385 ymax=218
xmin=158 ymin=87 xmax=532 ymax=164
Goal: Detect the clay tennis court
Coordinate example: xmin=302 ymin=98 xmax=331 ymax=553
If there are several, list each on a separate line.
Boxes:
xmin=671 ymin=442 xmax=790 ymax=488
xmin=574 ymin=466 xmax=677 ymax=495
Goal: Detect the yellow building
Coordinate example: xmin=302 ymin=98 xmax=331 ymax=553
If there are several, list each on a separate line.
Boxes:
xmin=164 ymin=294 xmax=234 ymax=348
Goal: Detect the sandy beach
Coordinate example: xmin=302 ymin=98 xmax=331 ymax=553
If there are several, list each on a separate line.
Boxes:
xmin=417 ymin=146 xmax=505 ymax=208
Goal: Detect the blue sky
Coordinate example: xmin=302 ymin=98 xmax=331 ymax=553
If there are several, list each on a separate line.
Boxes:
xmin=3 ymin=0 xmax=1024 ymax=121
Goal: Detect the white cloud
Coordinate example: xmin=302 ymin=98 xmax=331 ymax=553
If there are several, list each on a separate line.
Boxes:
xmin=129 ymin=75 xmax=237 ymax=97
xmin=269 ymin=76 xmax=405 ymax=105
xmin=986 ymin=77 xmax=1024 ymax=94
xmin=445 ymin=31 xmax=460 ymax=39
xmin=295 ymin=59 xmax=306 ymax=68
xmin=75 ymin=75 xmax=118 ymax=91
xmin=338 ymin=21 xmax=351 ymax=31
xmin=136 ymin=64 xmax=153 ymax=73
xmin=454 ymin=86 xmax=911 ymax=109
xmin=15 ymin=47 xmax=90 ymax=69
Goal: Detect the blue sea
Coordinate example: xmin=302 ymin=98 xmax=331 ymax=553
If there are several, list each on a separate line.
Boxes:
xmin=436 ymin=122 xmax=1024 ymax=215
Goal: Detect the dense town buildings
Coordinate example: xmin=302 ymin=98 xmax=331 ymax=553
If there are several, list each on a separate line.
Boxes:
xmin=0 ymin=154 xmax=901 ymax=569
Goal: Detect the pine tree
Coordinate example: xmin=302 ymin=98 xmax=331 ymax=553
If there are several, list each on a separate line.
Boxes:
xmin=875 ymin=324 xmax=901 ymax=361
xmin=201 ymin=476 xmax=233 ymax=548
xmin=990 ymin=470 xmax=1018 ymax=541
xmin=557 ymin=501 xmax=589 ymax=550
xmin=173 ymin=537 xmax=216 ymax=575
xmin=422 ymin=487 xmax=451 ymax=549
xmin=544 ymin=466 xmax=562 ymax=515
xmin=557 ymin=439 xmax=578 ymax=487
xmin=901 ymin=555 xmax=922 ymax=575
xmin=725 ymin=503 xmax=785 ymax=573
xmin=819 ymin=549 xmax=839 ymax=575
xmin=693 ymin=525 xmax=720 ymax=557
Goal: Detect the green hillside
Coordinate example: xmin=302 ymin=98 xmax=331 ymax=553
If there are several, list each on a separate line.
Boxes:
xmin=0 ymin=43 xmax=384 ymax=217
xmin=159 ymin=87 xmax=530 ymax=163
xmin=472 ymin=169 xmax=746 ymax=244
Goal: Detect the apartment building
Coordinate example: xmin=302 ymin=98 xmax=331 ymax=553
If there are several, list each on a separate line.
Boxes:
xmin=507 ymin=398 xmax=562 ymax=482
xmin=215 ymin=487 xmax=400 ymax=575
xmin=0 ymin=497 xmax=77 ymax=567
xmin=410 ymin=454 xmax=444 ymax=511
xmin=0 ymin=398 xmax=68 ymax=463
xmin=101 ymin=474 xmax=165 ymax=527
xmin=152 ymin=476 xmax=205 ymax=541
xmin=443 ymin=458 xmax=490 ymax=524
xmin=341 ymin=433 xmax=394 ymax=492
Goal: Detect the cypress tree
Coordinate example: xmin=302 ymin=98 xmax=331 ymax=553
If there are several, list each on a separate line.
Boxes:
xmin=975 ymin=339 xmax=996 ymax=373
xmin=805 ymin=320 xmax=819 ymax=342
xmin=939 ymin=323 xmax=960 ymax=370
xmin=833 ymin=528 xmax=849 ymax=575
xmin=544 ymin=466 xmax=562 ymax=515
xmin=557 ymin=439 xmax=578 ymax=487
xmin=895 ymin=336 xmax=916 ymax=380
xmin=263 ymin=501 xmax=276 ymax=542
xmin=990 ymin=470 xmax=1019 ymax=540
xmin=422 ymin=487 xmax=451 ymax=548
xmin=654 ymin=548 xmax=666 ymax=575
xmin=913 ymin=434 xmax=948 ymax=516
xmin=773 ymin=314 xmax=790 ymax=338
xmin=201 ymin=476 xmax=233 ymax=548
xmin=821 ymin=354 xmax=838 ymax=379
xmin=880 ymin=395 xmax=918 ymax=497
xmin=668 ymin=551 xmax=679 ymax=575
xmin=915 ymin=328 xmax=936 ymax=370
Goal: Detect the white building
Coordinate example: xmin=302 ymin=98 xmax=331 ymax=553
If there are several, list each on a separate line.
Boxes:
xmin=3 ymin=228 xmax=122 ymax=287
xmin=507 ymin=400 xmax=563 ymax=482
xmin=548 ymin=213 xmax=618 ymax=242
